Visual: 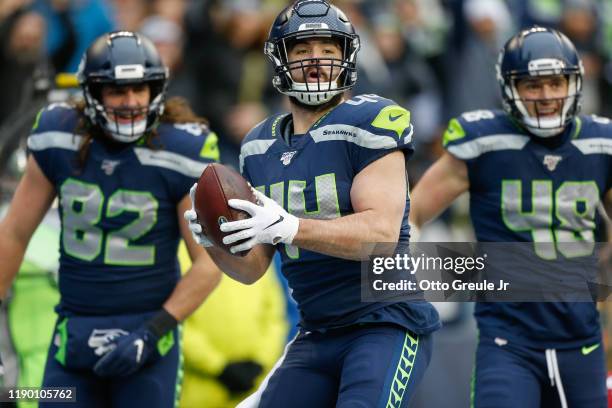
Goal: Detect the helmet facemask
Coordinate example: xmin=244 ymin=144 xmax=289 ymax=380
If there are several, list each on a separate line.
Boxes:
xmin=83 ymin=79 xmax=167 ymax=143
xmin=265 ymin=31 xmax=360 ymax=106
xmin=498 ymin=57 xmax=583 ymax=138
xmin=77 ymin=31 xmax=169 ymax=144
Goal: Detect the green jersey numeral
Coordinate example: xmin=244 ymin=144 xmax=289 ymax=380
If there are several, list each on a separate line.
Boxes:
xmin=60 ymin=178 xmax=159 ymax=265
xmin=501 ymin=180 xmax=599 ymax=259
xmin=259 ymin=173 xmax=341 ymax=259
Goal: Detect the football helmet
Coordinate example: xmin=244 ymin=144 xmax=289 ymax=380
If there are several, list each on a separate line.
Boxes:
xmin=264 ymin=0 xmax=360 ymax=105
xmin=496 ymin=26 xmax=583 ymax=138
xmin=77 ymin=31 xmax=168 ymax=143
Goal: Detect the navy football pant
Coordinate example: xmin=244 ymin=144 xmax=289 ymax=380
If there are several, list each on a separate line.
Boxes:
xmin=40 ymin=315 xmax=181 ymax=408
xmin=472 ymin=334 xmax=606 ymax=408
xmin=239 ymin=324 xmax=433 ymax=408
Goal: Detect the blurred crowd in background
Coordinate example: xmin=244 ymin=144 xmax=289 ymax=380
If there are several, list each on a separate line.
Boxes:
xmin=3 ymin=0 xmax=612 ymax=176
xmin=1 ymin=0 xmax=612 ymax=407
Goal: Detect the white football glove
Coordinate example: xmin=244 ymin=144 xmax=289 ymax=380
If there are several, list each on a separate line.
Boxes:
xmin=220 ymin=188 xmax=299 ymax=254
xmin=183 ymin=183 xmax=214 ymax=248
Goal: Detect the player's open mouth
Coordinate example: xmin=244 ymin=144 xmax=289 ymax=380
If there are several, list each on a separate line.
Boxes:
xmin=113 ymin=116 xmax=146 ymax=124
xmin=537 ymin=106 xmax=559 ymax=117
xmin=307 ymin=71 xmax=326 ymax=82
xmin=537 ymin=107 xmax=559 ymax=116
xmin=529 ymin=99 xmax=562 ymax=117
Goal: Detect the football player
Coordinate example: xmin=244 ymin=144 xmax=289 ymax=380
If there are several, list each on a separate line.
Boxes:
xmin=185 ymin=1 xmax=440 ymax=407
xmin=0 ymin=31 xmax=221 ymax=407
xmin=410 ymin=27 xmax=611 ymax=407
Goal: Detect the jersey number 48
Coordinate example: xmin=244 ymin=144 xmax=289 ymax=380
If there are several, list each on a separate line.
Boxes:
xmin=501 ymin=180 xmax=599 ymax=259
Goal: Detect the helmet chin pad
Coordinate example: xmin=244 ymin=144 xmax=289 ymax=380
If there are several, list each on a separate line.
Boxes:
xmin=102 ymin=115 xmax=148 ymax=142
xmin=522 ymin=119 xmax=565 ymax=138
xmin=282 ymin=76 xmax=343 ymax=105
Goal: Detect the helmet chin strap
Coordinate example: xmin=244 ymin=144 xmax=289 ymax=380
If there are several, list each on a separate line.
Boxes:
xmin=284 ymin=81 xmax=343 ymax=105
xmin=522 ymin=118 xmax=565 ymax=138
xmin=515 ymin=98 xmax=568 ymax=138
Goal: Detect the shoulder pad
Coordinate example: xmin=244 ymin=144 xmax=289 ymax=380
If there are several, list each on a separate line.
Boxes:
xmin=329 ymin=94 xmax=413 ymax=142
xmin=31 ymin=103 xmax=79 ymax=134
xmin=239 ymin=115 xmax=283 ymax=174
xmin=443 ymin=109 xmax=511 ymax=145
xmin=242 ymin=114 xmax=283 ymax=144
xmin=28 ymin=104 xmax=82 ymax=153
xmin=570 ymin=115 xmax=612 ymax=156
xmin=574 ymin=115 xmax=612 ymax=140
xmin=443 ymin=110 xmax=529 ymax=160
xmin=156 ymin=122 xmax=219 ymax=162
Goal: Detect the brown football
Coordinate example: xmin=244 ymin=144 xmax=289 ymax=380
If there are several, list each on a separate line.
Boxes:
xmin=194 ymin=163 xmax=256 ymax=256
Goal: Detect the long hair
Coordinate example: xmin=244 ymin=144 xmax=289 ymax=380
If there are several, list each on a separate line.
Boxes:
xmin=74 ymin=96 xmax=208 ymax=170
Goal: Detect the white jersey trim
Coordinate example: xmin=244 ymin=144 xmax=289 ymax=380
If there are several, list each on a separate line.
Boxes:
xmin=571 ymin=138 xmax=612 ymax=155
xmin=27 ymin=131 xmax=82 ymax=151
xmin=239 ymin=139 xmax=277 ymax=174
xmin=446 ymin=134 xmax=530 ymax=160
xmin=309 ymin=124 xmax=403 ymax=149
xmin=134 ymin=148 xmax=207 ymax=178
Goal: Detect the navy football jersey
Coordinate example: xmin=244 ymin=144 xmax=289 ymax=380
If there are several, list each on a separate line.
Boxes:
xmin=444 ymin=109 xmax=612 ymax=348
xmin=240 ymin=94 xmax=440 ymax=334
xmin=27 ymin=103 xmax=218 ymax=315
